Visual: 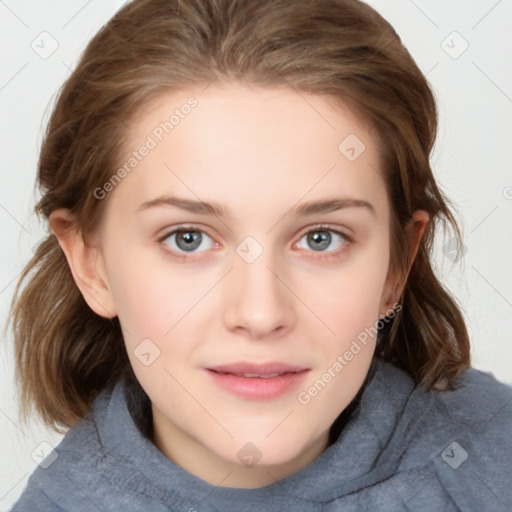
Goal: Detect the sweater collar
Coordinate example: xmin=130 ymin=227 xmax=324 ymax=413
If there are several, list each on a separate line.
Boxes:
xmin=97 ymin=357 xmax=434 ymax=508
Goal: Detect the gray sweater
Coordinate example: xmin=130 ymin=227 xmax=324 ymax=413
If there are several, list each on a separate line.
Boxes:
xmin=11 ymin=358 xmax=512 ymax=511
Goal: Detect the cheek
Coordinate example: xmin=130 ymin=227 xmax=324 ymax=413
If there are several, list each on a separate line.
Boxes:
xmin=105 ymin=244 xmax=219 ymax=357
xmin=298 ymin=234 xmax=390 ymax=336
xmin=103 ymin=243 xmax=176 ymax=340
xmin=107 ymin=254 xmax=200 ymax=391
xmin=295 ymin=243 xmax=389 ymax=423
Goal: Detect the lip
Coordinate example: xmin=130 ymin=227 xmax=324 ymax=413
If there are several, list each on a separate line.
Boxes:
xmin=205 ymin=361 xmax=310 ymax=400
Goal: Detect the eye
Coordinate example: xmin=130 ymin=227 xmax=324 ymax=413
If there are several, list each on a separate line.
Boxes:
xmin=159 ymin=227 xmax=215 ymax=254
xmin=296 ymin=226 xmax=350 ymax=254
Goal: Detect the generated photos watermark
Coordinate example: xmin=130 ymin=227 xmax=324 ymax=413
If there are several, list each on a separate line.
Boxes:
xmin=297 ymin=302 xmax=402 ymax=405
xmin=93 ymin=97 xmax=198 ymax=200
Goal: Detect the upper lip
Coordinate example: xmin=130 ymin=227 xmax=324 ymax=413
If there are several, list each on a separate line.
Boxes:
xmin=206 ymin=362 xmax=309 ymax=375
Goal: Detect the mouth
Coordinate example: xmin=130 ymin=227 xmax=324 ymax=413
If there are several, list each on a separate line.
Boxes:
xmin=205 ymin=362 xmax=310 ymax=400
xmin=207 ymin=361 xmax=308 ymax=375
xmin=210 ymin=371 xmax=297 ymax=379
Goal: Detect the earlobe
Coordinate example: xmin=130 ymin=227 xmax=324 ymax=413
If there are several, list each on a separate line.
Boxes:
xmin=49 ymin=208 xmax=117 ymax=319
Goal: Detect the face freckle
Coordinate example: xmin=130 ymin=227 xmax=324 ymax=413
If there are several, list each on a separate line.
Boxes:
xmin=97 ymin=82 xmax=394 ymax=488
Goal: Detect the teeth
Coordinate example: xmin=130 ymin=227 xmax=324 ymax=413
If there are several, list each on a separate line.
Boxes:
xmin=234 ymin=372 xmax=283 ymax=378
xmin=213 ymin=370 xmax=297 ymax=378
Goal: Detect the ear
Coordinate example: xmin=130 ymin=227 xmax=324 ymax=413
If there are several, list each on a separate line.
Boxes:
xmin=379 ymin=210 xmax=429 ymax=316
xmin=49 ymin=208 xmax=117 ymax=319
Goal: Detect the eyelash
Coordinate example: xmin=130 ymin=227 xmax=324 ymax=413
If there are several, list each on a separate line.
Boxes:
xmin=156 ymin=224 xmax=352 ymax=261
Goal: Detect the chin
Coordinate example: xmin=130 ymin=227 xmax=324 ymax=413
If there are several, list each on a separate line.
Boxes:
xmin=216 ymin=428 xmax=321 ymax=469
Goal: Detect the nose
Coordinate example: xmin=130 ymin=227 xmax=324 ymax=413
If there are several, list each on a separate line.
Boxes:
xmin=223 ymin=249 xmax=295 ymax=340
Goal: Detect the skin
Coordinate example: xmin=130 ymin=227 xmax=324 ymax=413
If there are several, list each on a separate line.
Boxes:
xmin=50 ymin=82 xmax=428 ymax=488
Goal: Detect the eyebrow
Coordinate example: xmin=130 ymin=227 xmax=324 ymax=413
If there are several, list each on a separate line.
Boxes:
xmin=136 ymin=195 xmax=376 ymax=218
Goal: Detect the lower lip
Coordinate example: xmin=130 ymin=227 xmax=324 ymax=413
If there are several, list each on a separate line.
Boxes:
xmin=205 ymin=369 xmax=310 ymax=400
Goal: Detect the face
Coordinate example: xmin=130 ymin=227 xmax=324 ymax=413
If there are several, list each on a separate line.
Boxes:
xmin=81 ymin=83 xmax=397 ymax=487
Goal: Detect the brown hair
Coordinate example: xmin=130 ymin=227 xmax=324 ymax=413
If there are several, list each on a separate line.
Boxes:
xmin=7 ymin=0 xmax=470 ymax=433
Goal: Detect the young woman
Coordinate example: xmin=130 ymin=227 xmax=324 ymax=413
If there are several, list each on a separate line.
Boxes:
xmin=9 ymin=0 xmax=512 ymax=510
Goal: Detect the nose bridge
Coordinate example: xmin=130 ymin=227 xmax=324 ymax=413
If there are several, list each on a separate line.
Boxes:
xmin=238 ymin=248 xmax=280 ymax=297
xmin=223 ymin=236 xmax=294 ymax=337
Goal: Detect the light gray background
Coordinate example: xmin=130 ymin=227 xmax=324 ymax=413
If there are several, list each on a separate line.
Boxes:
xmin=1 ymin=1 xmax=511 ymax=508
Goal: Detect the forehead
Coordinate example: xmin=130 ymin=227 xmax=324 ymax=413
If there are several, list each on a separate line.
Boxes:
xmin=107 ymin=83 xmax=388 ymax=220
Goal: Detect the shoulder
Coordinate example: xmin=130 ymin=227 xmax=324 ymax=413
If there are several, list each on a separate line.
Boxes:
xmin=10 ymin=385 xmax=116 ymax=511
xmin=432 ymin=366 xmax=512 ymax=431
xmin=435 ymin=368 xmax=512 ymax=507
xmin=10 ymin=378 xmax=169 ymax=512
xmin=374 ymin=359 xmax=512 ymax=439
xmin=10 ymin=418 xmax=104 ymax=511
xmin=9 ymin=485 xmax=65 ymax=512
xmin=399 ymin=365 xmax=512 ymax=510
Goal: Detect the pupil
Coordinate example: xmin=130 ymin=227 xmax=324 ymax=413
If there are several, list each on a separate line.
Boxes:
xmin=308 ymin=231 xmax=330 ymax=251
xmin=176 ymin=231 xmax=201 ymax=251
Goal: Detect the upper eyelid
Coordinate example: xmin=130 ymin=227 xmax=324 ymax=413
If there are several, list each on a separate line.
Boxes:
xmin=158 ymin=224 xmax=213 ymax=241
xmin=297 ymin=224 xmax=350 ymax=237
